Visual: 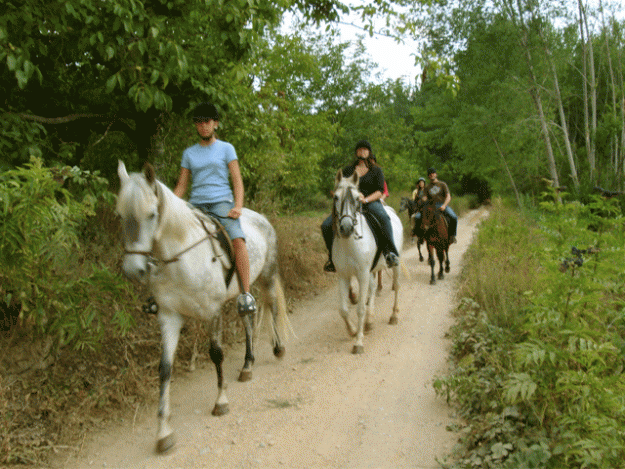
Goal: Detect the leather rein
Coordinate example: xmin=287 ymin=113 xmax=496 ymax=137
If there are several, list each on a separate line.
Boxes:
xmin=124 ymin=216 xmax=220 ymax=265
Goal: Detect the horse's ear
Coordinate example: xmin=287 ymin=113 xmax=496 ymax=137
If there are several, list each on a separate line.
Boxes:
xmin=143 ymin=162 xmax=156 ymax=184
xmin=335 ymin=169 xmax=343 ymax=184
xmin=350 ymin=171 xmax=359 ymax=185
xmin=117 ymin=160 xmax=129 ymax=183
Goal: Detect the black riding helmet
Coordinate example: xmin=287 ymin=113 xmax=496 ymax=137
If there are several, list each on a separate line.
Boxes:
xmin=354 ymin=139 xmax=373 ymax=154
xmin=193 ymin=102 xmax=219 ymax=122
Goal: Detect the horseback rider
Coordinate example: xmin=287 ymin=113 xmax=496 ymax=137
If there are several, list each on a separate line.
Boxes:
xmin=424 ymin=168 xmax=457 ymax=244
xmin=411 ymin=177 xmax=427 ymax=225
xmin=321 ymin=140 xmax=400 ymax=273
xmin=173 ymin=102 xmax=257 ymax=315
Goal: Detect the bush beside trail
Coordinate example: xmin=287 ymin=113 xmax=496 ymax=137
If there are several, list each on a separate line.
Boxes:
xmin=436 ymin=197 xmax=625 ymax=469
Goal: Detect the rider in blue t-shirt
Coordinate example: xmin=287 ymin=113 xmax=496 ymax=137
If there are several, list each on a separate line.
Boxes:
xmin=173 ymin=102 xmax=256 ymax=315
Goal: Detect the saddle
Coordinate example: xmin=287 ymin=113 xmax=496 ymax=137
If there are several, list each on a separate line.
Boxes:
xmin=193 ymin=206 xmax=239 ymax=288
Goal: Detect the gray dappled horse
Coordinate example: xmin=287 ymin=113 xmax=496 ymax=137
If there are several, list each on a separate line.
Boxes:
xmin=116 ymin=161 xmax=289 ymax=453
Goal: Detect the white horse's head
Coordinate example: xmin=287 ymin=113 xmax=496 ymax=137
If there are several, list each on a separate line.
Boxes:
xmin=333 ymin=170 xmax=361 ymax=238
xmin=116 ymin=161 xmax=161 ymax=283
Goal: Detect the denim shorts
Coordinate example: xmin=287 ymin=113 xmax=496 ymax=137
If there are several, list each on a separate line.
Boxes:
xmin=195 ymin=201 xmax=246 ymax=241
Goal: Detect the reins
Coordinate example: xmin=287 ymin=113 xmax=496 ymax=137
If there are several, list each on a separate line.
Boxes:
xmin=124 ymin=215 xmax=220 ymax=266
xmin=335 ymin=189 xmax=363 ymax=239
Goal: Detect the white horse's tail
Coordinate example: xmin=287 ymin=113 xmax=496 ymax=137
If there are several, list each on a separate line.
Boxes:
xmin=257 ymin=276 xmax=296 ymax=343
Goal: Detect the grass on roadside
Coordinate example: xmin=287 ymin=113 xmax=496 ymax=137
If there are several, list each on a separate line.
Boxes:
xmin=436 ymin=197 xmax=625 ymax=469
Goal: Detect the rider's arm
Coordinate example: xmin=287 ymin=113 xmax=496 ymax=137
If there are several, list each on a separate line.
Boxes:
xmin=441 ymin=185 xmax=451 ymax=210
xmin=228 ymin=159 xmax=244 ymax=219
xmin=173 ymin=167 xmax=191 ymax=198
xmin=361 ymin=190 xmax=383 ymax=204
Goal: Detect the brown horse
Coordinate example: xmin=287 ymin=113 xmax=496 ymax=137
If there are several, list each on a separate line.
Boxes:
xmin=420 ymin=202 xmax=451 ymax=284
xmin=399 ymin=196 xmax=425 ymax=262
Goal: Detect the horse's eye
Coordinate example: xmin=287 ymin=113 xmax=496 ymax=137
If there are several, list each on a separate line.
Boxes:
xmin=148 ymin=212 xmax=157 ymax=221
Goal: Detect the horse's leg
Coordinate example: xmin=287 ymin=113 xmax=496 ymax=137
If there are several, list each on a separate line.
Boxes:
xmin=364 ymin=272 xmax=376 ymax=333
xmin=353 ymin=271 xmax=371 ymax=354
xmin=210 ymin=314 xmax=229 ymax=416
xmin=428 ymin=245 xmax=436 ymax=285
xmin=238 ymin=306 xmax=255 ymax=382
xmin=417 ymin=237 xmax=425 ymax=262
xmin=268 ymin=276 xmax=286 ymax=359
xmin=377 ymin=270 xmax=383 ymax=295
xmin=437 ymin=248 xmax=445 ymax=280
xmin=389 ymin=265 xmax=400 ymax=325
xmin=156 ymin=312 xmax=184 ymax=454
xmin=338 ymin=276 xmax=356 ymax=337
xmin=445 ymin=248 xmax=450 ymax=273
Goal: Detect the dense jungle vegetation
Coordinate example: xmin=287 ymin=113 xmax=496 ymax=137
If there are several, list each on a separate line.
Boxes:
xmin=1 ymin=0 xmax=625 ymax=466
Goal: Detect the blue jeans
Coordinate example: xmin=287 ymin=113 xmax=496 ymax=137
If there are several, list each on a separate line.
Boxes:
xmin=194 ymin=201 xmax=246 ymax=240
xmin=436 ymin=204 xmax=457 ymax=237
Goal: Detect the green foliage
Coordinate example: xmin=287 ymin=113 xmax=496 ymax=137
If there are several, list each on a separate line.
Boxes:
xmin=436 ymin=198 xmax=625 ymax=469
xmin=0 ymin=158 xmax=134 ymax=351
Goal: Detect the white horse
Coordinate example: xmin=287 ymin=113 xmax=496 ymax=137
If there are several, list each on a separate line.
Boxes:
xmin=116 ymin=161 xmax=289 ymax=453
xmin=332 ymin=170 xmax=403 ymax=354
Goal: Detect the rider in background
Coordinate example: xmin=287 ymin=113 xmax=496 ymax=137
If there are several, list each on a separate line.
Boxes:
xmin=321 ymin=140 xmax=400 ymax=273
xmin=173 ymin=102 xmax=257 ymax=316
xmin=424 ymin=168 xmax=458 ymax=244
xmin=411 ymin=177 xmax=427 ymax=225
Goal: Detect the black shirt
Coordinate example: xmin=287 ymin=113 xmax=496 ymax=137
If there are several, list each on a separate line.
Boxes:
xmin=342 ymin=164 xmax=385 ymax=198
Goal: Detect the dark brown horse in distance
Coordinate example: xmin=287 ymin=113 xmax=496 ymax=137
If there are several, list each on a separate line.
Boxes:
xmin=420 ymin=201 xmax=451 ymax=284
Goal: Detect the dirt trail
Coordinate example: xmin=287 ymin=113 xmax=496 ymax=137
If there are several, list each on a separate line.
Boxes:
xmin=59 ymin=207 xmax=488 ymax=469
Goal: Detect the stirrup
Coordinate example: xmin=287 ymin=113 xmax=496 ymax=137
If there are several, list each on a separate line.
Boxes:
xmin=237 ymin=292 xmax=257 ymax=316
xmin=142 ymin=296 xmax=158 ymax=315
xmin=385 ymin=252 xmax=399 ymax=268
xmin=324 ymin=259 xmax=336 ymax=273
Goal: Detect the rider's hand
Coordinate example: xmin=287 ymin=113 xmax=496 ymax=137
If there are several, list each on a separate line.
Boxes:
xmin=228 ymin=207 xmax=242 ymax=219
xmin=440 ymin=206 xmax=446 ymax=211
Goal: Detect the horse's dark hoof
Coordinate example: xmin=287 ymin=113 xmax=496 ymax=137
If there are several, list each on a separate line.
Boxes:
xmin=438 ymin=273 xmax=444 ymax=280
xmin=274 ymin=345 xmax=286 ymax=358
xmin=352 ymin=344 xmax=365 ymax=354
xmin=212 ymin=403 xmax=229 ymax=416
xmin=364 ymin=322 xmax=373 ymax=333
xmin=389 ymin=316 xmax=398 ymax=325
xmin=419 ymin=256 xmax=424 ymax=262
xmin=238 ymin=370 xmax=253 ymax=382
xmin=445 ymin=266 xmax=450 ymax=273
xmin=156 ymin=434 xmax=176 ymax=454
xmin=430 ymin=279 xmax=436 ymax=285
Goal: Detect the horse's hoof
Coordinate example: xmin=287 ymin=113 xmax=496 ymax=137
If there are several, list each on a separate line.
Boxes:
xmin=238 ymin=370 xmax=253 ymax=382
xmin=156 ymin=434 xmax=176 ymax=454
xmin=364 ymin=322 xmax=373 ymax=333
xmin=445 ymin=266 xmax=450 ymax=273
xmin=388 ymin=316 xmax=398 ymax=325
xmin=438 ymin=273 xmax=444 ymax=280
xmin=419 ymin=256 xmax=424 ymax=262
xmin=274 ymin=345 xmax=286 ymax=358
xmin=352 ymin=344 xmax=365 ymax=354
xmin=212 ymin=403 xmax=229 ymax=416
xmin=430 ymin=279 xmax=436 ymax=285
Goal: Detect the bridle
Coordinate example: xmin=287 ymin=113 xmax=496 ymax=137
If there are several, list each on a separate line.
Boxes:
xmin=335 ymin=186 xmax=363 ymax=239
xmin=124 ymin=215 xmax=219 ymax=267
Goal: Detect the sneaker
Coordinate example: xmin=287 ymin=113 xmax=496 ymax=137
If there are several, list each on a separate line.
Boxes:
xmin=385 ymin=252 xmax=399 ymax=268
xmin=237 ymin=292 xmax=257 ymax=315
xmin=450 ymin=236 xmax=457 ymax=244
xmin=142 ymin=296 xmax=158 ymax=315
xmin=323 ymin=259 xmax=336 ymax=273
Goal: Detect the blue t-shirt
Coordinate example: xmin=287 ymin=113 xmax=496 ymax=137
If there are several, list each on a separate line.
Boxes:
xmin=181 ymin=140 xmax=237 ymax=205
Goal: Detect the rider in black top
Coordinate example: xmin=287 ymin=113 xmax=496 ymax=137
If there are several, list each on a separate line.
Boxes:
xmin=320 ymin=140 xmax=400 ymax=272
